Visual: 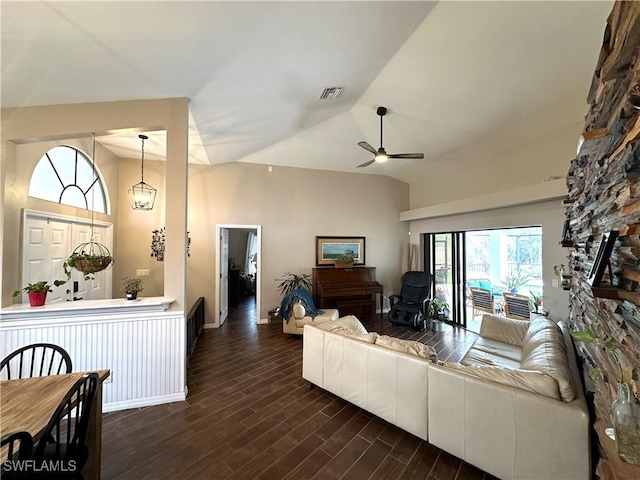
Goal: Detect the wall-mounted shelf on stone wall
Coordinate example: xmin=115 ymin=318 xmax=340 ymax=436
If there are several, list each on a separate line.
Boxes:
xmin=591 ymin=285 xmax=640 ymax=307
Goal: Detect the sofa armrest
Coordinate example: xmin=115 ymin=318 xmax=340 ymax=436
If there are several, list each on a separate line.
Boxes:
xmin=478 ymin=314 xmax=530 ymax=346
xmin=428 ymin=362 xmax=590 ymax=480
xmin=317 ymin=315 xmax=367 ymax=333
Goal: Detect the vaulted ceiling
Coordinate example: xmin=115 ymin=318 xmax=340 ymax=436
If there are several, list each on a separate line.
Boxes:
xmin=1 ymin=1 xmax=614 ymax=184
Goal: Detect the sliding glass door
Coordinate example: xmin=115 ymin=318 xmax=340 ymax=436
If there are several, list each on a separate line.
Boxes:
xmin=425 ymin=226 xmax=542 ymax=331
xmin=424 ymin=232 xmax=467 ymax=328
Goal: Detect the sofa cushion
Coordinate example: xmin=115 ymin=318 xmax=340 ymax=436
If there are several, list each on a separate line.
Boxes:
xmin=375 ymin=335 xmax=437 ymax=361
xmin=479 ymin=314 xmax=530 ymax=346
xmin=520 ymin=318 xmax=575 ymax=402
xmin=461 ymin=347 xmax=522 ymax=369
xmin=293 ymin=303 xmax=306 ymax=319
xmin=439 ymin=362 xmax=562 ymax=400
xmin=521 ymin=317 xmax=560 ymax=355
xmin=469 ymin=337 xmax=523 ymax=363
xmin=328 ymin=325 xmax=379 ymax=343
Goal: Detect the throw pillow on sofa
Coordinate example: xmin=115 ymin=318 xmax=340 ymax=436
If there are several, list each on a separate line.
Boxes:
xmin=375 ymin=335 xmax=437 ymax=361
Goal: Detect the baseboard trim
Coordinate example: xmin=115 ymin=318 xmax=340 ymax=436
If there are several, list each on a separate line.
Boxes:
xmin=103 ymin=392 xmax=187 ymax=413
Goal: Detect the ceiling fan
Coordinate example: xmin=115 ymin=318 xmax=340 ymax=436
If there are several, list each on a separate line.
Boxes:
xmin=357 ymin=106 xmax=424 ymax=168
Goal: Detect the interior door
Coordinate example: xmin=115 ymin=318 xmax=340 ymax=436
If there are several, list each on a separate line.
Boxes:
xmin=219 ymin=228 xmax=229 ymax=325
xmin=22 ymin=217 xmax=71 ymax=303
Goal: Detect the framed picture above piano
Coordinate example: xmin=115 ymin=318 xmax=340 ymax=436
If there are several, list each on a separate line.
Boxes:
xmin=316 ymin=236 xmax=366 ymax=266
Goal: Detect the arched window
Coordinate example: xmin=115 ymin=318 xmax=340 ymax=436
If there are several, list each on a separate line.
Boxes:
xmin=28 ymin=145 xmax=108 ymax=213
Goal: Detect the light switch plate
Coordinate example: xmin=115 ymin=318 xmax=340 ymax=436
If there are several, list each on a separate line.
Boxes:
xmin=552 ymin=279 xmax=559 ymax=288
xmin=136 ymin=269 xmax=150 ymax=276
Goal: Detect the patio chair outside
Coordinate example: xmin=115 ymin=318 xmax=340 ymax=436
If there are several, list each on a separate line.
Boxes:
xmin=503 ymin=292 xmax=532 ymax=320
xmin=470 ymin=287 xmax=494 ymax=317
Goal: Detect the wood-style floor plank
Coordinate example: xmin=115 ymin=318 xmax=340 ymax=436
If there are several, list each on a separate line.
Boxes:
xmin=101 ymin=296 xmax=491 ymax=479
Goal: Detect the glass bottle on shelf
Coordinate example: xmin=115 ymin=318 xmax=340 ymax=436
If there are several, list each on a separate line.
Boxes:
xmin=611 ymin=381 xmax=640 ymax=465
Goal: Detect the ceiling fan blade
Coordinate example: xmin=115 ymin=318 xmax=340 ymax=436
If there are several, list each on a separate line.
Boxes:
xmin=388 ymin=153 xmax=424 ymax=159
xmin=357 ymin=141 xmax=378 ymax=154
xmin=357 ymin=158 xmax=376 ymax=168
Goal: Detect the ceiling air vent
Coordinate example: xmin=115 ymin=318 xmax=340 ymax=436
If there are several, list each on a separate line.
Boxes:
xmin=318 ymin=86 xmax=343 ymax=100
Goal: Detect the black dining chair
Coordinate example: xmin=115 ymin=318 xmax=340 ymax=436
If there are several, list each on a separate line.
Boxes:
xmin=1 ymin=343 xmax=72 ymax=380
xmin=4 ymin=373 xmax=99 ymax=479
xmin=1 ymin=431 xmax=33 ymax=479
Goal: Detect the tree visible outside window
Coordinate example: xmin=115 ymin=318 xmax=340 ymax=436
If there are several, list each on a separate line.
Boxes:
xmin=28 ymin=146 xmax=107 ymax=213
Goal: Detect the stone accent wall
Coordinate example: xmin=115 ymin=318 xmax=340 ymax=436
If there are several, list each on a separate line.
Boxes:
xmin=565 ymin=2 xmax=640 ymax=478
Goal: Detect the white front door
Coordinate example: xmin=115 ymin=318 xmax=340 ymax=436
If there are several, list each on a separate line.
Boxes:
xmin=22 ymin=216 xmax=71 ymax=303
xmin=219 ymin=228 xmax=229 ymax=325
xmin=22 ymin=211 xmax=113 ymax=303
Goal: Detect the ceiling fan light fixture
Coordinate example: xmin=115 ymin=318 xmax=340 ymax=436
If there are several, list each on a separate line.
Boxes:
xmin=128 ymin=134 xmax=157 ymax=210
xmin=356 ymin=105 xmax=424 ymax=168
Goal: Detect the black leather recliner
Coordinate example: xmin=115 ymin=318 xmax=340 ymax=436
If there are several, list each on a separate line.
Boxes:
xmin=388 ymin=271 xmax=432 ymax=331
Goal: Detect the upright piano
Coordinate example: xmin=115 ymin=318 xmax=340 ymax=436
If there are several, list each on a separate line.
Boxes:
xmin=312 ymin=266 xmax=383 ymax=321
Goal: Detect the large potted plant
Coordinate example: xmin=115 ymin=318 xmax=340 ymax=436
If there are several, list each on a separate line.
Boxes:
xmin=13 ymin=280 xmax=66 ymax=307
xmin=270 ymin=272 xmax=312 ymax=318
xmin=276 ymin=272 xmax=312 ymax=296
xmin=120 ymin=276 xmax=144 ymax=300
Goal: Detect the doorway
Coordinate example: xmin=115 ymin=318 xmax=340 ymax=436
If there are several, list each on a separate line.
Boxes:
xmin=215 ymin=224 xmax=262 ymax=327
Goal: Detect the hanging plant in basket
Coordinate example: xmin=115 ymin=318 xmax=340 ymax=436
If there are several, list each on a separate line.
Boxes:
xmin=64 ymin=243 xmax=113 ymax=281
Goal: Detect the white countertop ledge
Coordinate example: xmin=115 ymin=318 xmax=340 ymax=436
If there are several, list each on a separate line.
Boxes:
xmin=0 ymin=296 xmax=176 ymax=321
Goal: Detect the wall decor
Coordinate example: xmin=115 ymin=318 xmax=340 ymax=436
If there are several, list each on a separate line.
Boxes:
xmin=316 ymin=236 xmax=365 ymax=266
xmin=151 ymin=227 xmax=191 ymax=261
xmin=587 ymin=230 xmax=619 ymax=287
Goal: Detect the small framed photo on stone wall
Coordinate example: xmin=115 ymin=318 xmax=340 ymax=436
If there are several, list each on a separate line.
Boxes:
xmin=588 ymin=230 xmax=619 ymax=287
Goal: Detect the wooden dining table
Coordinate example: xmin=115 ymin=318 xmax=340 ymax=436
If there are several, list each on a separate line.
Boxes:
xmin=0 ymin=369 xmax=110 ymax=480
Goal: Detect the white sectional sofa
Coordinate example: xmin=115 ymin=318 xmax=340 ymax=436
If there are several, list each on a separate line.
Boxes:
xmin=302 ymin=313 xmax=590 ymax=480
xmin=303 ymin=315 xmax=436 ymax=440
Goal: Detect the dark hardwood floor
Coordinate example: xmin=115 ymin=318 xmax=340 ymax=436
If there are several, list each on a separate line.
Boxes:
xmin=102 ymin=296 xmax=495 ymax=480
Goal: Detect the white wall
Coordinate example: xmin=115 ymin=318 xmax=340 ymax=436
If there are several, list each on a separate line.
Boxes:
xmin=409 ymin=123 xmax=580 ymax=209
xmin=187 ymin=162 xmax=410 ymax=323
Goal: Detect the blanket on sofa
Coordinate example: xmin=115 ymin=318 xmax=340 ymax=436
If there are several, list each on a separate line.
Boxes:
xmin=280 ymin=288 xmax=324 ymax=323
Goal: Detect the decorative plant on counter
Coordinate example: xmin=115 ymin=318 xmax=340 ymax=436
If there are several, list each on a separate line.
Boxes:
xmin=120 ymin=276 xmax=144 ymax=301
xmin=334 ymin=250 xmax=355 ymax=270
xmin=13 ymin=280 xmax=67 ymax=307
xmin=64 ymin=251 xmax=113 ymax=281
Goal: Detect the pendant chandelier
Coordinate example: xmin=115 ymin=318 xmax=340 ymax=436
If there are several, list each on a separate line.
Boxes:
xmin=128 ymin=134 xmax=157 ymax=210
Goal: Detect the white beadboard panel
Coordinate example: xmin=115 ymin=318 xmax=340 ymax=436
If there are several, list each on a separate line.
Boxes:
xmin=0 ymin=312 xmax=186 ymax=411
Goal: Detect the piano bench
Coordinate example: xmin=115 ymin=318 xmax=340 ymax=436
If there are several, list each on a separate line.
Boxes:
xmin=283 ymin=308 xmax=340 ymax=336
